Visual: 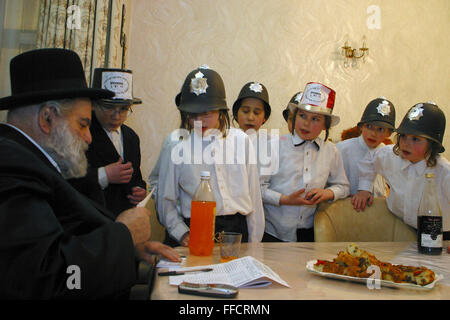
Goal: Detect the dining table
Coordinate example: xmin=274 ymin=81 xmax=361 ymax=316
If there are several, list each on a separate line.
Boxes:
xmin=151 ymin=241 xmax=450 ymax=300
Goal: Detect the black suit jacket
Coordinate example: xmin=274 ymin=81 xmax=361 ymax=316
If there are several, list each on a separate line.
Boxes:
xmin=72 ymin=114 xmax=146 ymax=217
xmin=0 ymin=124 xmax=137 ymax=299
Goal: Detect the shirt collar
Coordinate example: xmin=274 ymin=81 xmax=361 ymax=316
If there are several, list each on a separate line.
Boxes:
xmin=4 ymin=123 xmax=62 ymax=173
xmin=400 ymin=157 xmax=427 ymax=176
xmin=357 ymin=135 xmax=369 ymax=152
xmin=358 ymin=135 xmax=385 ymax=151
xmin=103 ymin=126 xmax=121 ymax=137
xmin=413 ymin=159 xmax=427 ymax=176
xmin=292 ymin=131 xmax=321 ymax=149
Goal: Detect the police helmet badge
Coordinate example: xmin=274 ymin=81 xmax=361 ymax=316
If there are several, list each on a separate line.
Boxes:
xmin=190 ymin=71 xmax=208 ymax=96
xmin=408 ymin=103 xmax=424 ymax=121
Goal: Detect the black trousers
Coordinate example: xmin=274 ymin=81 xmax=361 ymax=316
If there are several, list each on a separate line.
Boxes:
xmin=262 ymin=227 xmax=314 ymax=242
xmin=164 ymin=213 xmax=249 ymax=247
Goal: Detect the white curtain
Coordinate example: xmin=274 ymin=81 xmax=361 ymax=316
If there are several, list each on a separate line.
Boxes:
xmin=36 ymin=0 xmax=128 ymax=84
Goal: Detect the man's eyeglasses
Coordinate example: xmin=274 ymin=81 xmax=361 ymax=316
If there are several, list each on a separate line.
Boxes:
xmin=99 ymin=104 xmax=133 ymax=117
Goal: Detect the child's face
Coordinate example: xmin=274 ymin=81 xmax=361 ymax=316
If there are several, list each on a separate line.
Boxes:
xmin=294 ymin=109 xmax=326 ymax=141
xmin=398 ymin=134 xmax=430 ymax=163
xmin=237 ymin=98 xmax=266 ymax=132
xmin=188 ymin=110 xmax=220 ymax=135
xmin=94 ymin=103 xmax=132 ymax=131
xmin=360 ymin=123 xmax=392 ymax=149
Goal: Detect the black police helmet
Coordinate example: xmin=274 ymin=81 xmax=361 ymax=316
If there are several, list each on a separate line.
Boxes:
xmin=232 ymin=82 xmax=271 ymax=121
xmin=178 ymin=66 xmax=228 ymax=114
xmin=396 ymin=102 xmax=446 ymax=153
xmin=358 ymin=97 xmax=395 ymax=130
xmin=283 ymin=91 xmax=303 ymax=121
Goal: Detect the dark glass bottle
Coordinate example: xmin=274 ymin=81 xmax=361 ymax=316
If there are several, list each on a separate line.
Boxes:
xmin=417 ymin=173 xmax=443 ymax=255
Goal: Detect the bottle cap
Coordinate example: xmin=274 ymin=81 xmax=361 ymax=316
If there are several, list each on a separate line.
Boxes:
xmin=425 ymin=173 xmax=434 ymax=178
xmin=200 ymin=171 xmax=210 ymax=178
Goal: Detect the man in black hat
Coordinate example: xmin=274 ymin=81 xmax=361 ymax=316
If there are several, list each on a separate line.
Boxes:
xmin=70 ymin=68 xmax=147 ymax=217
xmin=0 ymin=48 xmax=180 ymax=299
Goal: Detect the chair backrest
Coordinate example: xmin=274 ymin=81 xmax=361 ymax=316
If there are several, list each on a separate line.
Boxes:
xmin=314 ymin=197 xmax=416 ymax=242
xmin=145 ymin=197 xmax=166 ymax=242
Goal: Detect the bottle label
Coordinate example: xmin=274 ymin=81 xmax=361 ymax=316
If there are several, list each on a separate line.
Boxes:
xmin=419 ymin=216 xmax=443 ymax=248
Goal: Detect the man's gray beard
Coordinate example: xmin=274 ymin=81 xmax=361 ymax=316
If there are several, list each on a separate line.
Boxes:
xmin=41 ymin=120 xmax=89 ymax=179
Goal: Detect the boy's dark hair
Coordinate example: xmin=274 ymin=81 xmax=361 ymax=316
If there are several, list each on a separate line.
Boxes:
xmin=180 ymin=110 xmax=230 ymax=137
xmin=290 ymin=108 xmax=332 ymax=141
xmin=393 ymin=133 xmax=439 ymax=167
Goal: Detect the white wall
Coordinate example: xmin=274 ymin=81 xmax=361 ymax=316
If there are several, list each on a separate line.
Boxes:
xmin=2 ymin=1 xmax=449 ymax=182
xmin=126 ymin=0 xmax=450 ymax=181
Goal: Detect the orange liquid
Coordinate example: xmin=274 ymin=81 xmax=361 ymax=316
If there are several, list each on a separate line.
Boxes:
xmin=220 ymin=256 xmax=238 ymax=263
xmin=189 ymin=201 xmax=216 ymax=256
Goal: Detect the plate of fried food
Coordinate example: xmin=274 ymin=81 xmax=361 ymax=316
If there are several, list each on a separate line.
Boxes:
xmin=306 ymin=243 xmax=443 ymax=290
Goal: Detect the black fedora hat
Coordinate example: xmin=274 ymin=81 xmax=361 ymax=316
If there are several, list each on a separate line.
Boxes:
xmin=0 ymin=48 xmax=114 ymax=110
xmin=92 ymin=68 xmax=142 ymax=105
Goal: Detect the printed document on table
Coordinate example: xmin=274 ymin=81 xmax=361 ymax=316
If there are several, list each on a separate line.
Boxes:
xmin=168 ymin=256 xmax=290 ymax=288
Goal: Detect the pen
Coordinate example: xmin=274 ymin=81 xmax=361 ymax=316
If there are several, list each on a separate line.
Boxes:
xmin=158 ymin=268 xmax=214 ymax=276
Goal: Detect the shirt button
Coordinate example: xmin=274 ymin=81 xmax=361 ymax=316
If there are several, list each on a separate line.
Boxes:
xmin=305 ymin=168 xmax=308 ymax=172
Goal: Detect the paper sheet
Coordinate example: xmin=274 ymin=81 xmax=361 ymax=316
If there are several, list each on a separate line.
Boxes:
xmin=156 ymin=257 xmax=186 ymax=269
xmin=168 ymin=256 xmax=290 ymax=288
xmin=137 ymin=187 xmax=155 ymax=208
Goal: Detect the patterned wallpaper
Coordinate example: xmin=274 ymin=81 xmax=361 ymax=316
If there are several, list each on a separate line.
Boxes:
xmin=126 ymin=0 xmax=450 ymax=181
xmin=2 ymin=0 xmax=448 ymax=183
xmin=128 ymin=0 xmax=450 ymax=182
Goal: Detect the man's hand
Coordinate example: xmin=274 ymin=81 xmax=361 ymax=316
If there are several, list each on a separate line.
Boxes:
xmin=105 ymin=158 xmax=133 ymax=184
xmin=279 ymin=188 xmax=314 ymax=206
xmin=116 ymin=207 xmax=151 ymax=245
xmin=351 ymin=191 xmax=374 ymax=212
xmin=128 ymin=186 xmax=147 ymax=205
xmin=135 ymin=241 xmax=182 ymax=264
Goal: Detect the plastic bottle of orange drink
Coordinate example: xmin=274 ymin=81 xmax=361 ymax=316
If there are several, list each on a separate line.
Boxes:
xmin=189 ymin=171 xmax=216 ymax=256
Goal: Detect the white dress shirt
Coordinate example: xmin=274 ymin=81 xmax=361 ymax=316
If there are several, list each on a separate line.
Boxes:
xmin=245 ymin=129 xmax=278 ymax=177
xmin=358 ymin=145 xmax=450 ymax=231
xmin=159 ymin=128 xmax=265 ymax=242
xmin=98 ymin=127 xmax=123 ymax=189
xmin=336 ymin=135 xmax=388 ymax=197
xmin=261 ymin=132 xmax=350 ymax=241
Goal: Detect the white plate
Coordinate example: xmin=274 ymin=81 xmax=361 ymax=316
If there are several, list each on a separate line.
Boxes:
xmin=306 ymin=260 xmax=443 ymax=290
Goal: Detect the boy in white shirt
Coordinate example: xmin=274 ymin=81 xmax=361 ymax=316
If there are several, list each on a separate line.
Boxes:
xmin=261 ymin=83 xmax=350 ymax=242
xmin=355 ymin=102 xmax=449 ymax=240
xmin=159 ymin=66 xmax=265 ymax=246
xmin=337 ymin=97 xmax=395 ymax=198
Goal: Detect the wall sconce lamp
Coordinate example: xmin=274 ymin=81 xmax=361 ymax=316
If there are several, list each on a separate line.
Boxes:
xmin=341 ymin=36 xmax=369 ymax=67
